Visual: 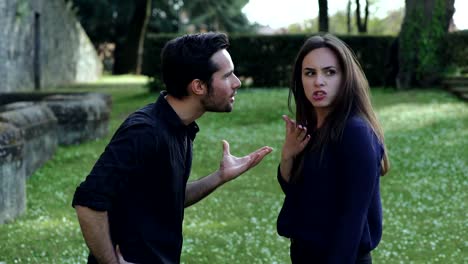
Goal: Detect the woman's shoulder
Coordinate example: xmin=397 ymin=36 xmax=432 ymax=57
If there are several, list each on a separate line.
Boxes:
xmin=342 ymin=115 xmax=383 ymax=154
xmin=344 ymin=115 xmax=371 ymax=132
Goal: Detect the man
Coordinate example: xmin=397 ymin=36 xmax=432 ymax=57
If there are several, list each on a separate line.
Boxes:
xmin=72 ymin=32 xmax=273 ymax=264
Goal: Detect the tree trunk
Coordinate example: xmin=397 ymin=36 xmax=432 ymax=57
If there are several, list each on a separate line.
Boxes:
xmin=347 ymin=0 xmax=352 ymax=33
xmin=355 ymin=0 xmax=369 ymax=33
xmin=113 ymin=0 xmax=150 ymax=74
xmin=397 ymin=0 xmax=455 ymax=88
xmin=136 ymin=0 xmax=152 ymax=75
xmin=318 ymin=0 xmax=329 ymax=32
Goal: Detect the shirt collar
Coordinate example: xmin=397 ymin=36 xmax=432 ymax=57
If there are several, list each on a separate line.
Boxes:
xmin=155 ymin=91 xmax=199 ymax=139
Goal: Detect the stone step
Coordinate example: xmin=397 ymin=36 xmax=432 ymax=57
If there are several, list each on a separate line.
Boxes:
xmin=442 ymin=77 xmax=468 ymax=86
xmin=449 ymin=86 xmax=468 ymax=93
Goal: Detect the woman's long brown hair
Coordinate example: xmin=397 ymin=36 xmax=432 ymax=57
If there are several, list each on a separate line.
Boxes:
xmin=288 ymin=33 xmax=390 ymax=182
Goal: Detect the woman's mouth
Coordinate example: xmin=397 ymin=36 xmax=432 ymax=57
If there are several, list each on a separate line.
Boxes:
xmin=312 ymin=90 xmax=327 ymax=101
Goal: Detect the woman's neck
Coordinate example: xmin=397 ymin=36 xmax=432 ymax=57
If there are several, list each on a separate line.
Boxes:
xmin=315 ymin=109 xmax=330 ymax=128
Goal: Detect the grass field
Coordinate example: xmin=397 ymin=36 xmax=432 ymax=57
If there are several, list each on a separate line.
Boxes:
xmin=0 ymin=77 xmax=466 ymax=263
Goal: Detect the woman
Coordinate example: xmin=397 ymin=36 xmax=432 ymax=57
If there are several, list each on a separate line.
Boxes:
xmin=277 ymin=33 xmax=390 ymax=263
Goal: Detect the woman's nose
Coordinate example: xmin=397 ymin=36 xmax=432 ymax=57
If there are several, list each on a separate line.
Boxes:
xmin=314 ymin=74 xmax=325 ymax=86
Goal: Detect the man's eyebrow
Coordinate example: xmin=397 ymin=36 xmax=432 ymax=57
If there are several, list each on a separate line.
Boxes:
xmin=223 ymin=70 xmax=234 ymax=77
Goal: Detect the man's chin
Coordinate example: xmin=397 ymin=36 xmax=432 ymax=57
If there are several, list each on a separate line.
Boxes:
xmin=203 ymin=100 xmax=235 ymax=112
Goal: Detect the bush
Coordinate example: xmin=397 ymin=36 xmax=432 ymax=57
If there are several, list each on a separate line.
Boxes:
xmin=446 ymin=31 xmax=468 ymax=75
xmin=142 ymin=32 xmax=468 ymax=88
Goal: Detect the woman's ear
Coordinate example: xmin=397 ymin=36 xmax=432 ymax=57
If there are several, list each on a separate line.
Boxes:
xmin=189 ymin=79 xmax=207 ymax=96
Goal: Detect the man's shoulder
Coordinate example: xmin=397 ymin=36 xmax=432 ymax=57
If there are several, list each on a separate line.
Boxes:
xmin=124 ymin=103 xmax=165 ymax=128
xmin=111 ymin=103 xmax=168 ymax=140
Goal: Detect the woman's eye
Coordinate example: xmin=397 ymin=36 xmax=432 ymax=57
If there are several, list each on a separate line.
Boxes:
xmin=326 ymin=70 xmax=336 ymax=75
xmin=305 ymin=71 xmax=315 ymax=76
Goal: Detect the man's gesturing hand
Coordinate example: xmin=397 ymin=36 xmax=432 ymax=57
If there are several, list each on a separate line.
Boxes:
xmin=218 ymin=140 xmax=273 ymax=183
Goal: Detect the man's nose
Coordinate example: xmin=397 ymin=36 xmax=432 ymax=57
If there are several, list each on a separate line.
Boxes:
xmin=233 ymin=74 xmax=241 ymax=89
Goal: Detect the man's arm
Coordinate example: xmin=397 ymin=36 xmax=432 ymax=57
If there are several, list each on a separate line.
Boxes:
xmin=75 ymin=205 xmax=119 ymax=264
xmin=184 ymin=140 xmax=272 ymax=207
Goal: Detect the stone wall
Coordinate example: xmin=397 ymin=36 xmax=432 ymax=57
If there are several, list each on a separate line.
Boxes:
xmin=0 ymin=102 xmax=58 ymax=178
xmin=0 ymin=92 xmax=111 ymax=224
xmin=0 ymin=122 xmax=25 ymax=224
xmin=0 ymin=0 xmax=102 ymax=92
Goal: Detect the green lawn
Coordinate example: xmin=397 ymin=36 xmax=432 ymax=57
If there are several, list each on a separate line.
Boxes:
xmin=0 ymin=79 xmax=466 ymax=263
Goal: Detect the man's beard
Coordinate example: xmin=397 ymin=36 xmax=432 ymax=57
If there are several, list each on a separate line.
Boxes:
xmin=201 ymin=83 xmax=233 ymax=113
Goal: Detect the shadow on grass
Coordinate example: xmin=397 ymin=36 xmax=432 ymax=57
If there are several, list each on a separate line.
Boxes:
xmin=371 ymin=87 xmax=462 ymax=110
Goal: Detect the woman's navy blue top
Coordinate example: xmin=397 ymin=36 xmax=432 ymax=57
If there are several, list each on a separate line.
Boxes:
xmin=277 ymin=116 xmax=384 ymax=263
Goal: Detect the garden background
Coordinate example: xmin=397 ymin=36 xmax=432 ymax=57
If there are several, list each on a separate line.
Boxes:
xmin=0 ymin=0 xmax=467 ymax=263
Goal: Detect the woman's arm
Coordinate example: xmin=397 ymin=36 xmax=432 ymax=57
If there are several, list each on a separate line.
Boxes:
xmin=330 ymin=121 xmax=382 ymax=262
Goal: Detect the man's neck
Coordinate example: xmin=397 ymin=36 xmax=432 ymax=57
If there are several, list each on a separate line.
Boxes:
xmin=165 ymin=94 xmax=204 ymax=125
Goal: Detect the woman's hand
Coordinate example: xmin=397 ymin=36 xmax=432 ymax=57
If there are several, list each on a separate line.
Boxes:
xmin=281 ymin=115 xmax=310 ymax=162
xmin=279 ymin=115 xmax=310 ymax=182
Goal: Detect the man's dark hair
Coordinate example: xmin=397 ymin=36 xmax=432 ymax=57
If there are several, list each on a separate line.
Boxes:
xmin=161 ymin=32 xmax=230 ymax=99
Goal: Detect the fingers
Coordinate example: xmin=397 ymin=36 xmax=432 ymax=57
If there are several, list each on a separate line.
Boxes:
xmin=116 ymin=245 xmax=124 ymax=261
xmin=222 ymin=140 xmax=230 ymax=156
xmin=283 ymin=115 xmax=308 ymax=143
xmin=248 ymin=146 xmax=273 ymax=167
xmin=283 ymin=115 xmax=307 ymax=139
xmin=301 ymin=134 xmax=312 ymax=148
xmin=282 ymin=115 xmax=295 ymax=133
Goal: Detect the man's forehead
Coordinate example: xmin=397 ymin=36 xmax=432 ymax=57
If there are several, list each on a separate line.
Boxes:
xmin=211 ymin=49 xmax=234 ymax=70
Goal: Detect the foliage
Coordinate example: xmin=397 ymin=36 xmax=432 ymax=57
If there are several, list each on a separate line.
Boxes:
xmin=398 ymin=0 xmax=455 ymax=88
xmin=143 ymin=34 xmax=395 ymax=88
xmin=181 ymin=0 xmax=254 ymax=33
xmin=70 ymin=0 xmax=254 ymax=74
xmin=147 ymin=0 xmax=182 ymax=33
xmin=288 ymin=8 xmax=404 ymax=35
xmin=445 ymin=30 xmax=468 ymax=75
xmin=0 ymin=81 xmax=466 ymax=263
xmin=71 ymin=0 xmax=253 ymax=43
xmin=70 ymin=0 xmax=134 ymax=43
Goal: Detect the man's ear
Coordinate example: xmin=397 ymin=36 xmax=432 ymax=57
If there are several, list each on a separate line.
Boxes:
xmin=189 ymin=79 xmax=207 ymax=96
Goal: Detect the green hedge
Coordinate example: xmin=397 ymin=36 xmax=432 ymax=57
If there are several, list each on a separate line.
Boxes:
xmin=446 ymin=30 xmax=468 ymax=74
xmin=143 ymin=32 xmax=467 ymax=88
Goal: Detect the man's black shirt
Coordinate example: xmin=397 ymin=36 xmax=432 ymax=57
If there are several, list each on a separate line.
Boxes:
xmin=72 ymin=91 xmax=199 ymax=263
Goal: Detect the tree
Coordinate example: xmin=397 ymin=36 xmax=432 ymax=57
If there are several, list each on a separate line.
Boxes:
xmin=347 ymin=0 xmax=352 ymax=33
xmin=397 ymin=0 xmax=455 ymax=88
xmin=72 ymin=0 xmax=253 ymax=74
xmin=287 ymin=9 xmax=402 ymax=36
xmin=318 ymin=0 xmax=329 ymax=32
xmin=113 ymin=0 xmax=152 ymax=74
xmin=182 ymin=0 xmax=253 ymax=32
xmin=355 ymin=0 xmax=369 ymax=33
xmin=368 ymin=8 xmax=404 ymax=35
